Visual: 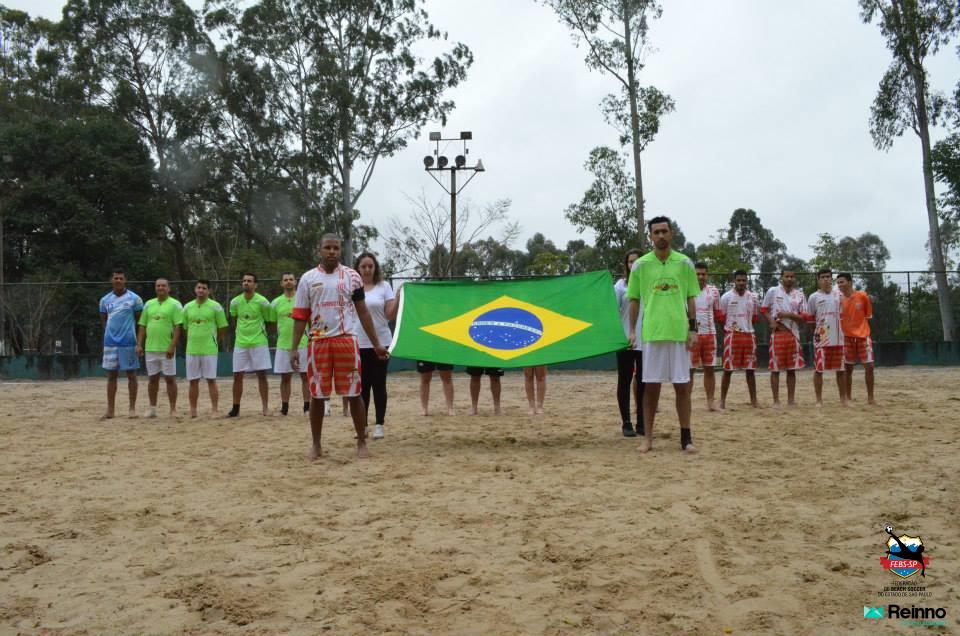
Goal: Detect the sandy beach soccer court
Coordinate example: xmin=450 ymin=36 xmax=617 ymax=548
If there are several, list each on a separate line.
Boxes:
xmin=1 ymin=367 xmax=957 ymax=635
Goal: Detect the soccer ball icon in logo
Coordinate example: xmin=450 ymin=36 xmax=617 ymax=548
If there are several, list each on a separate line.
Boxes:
xmin=882 ymin=525 xmax=928 ymax=579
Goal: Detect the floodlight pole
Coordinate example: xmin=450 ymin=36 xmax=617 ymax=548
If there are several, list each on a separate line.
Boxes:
xmin=450 ymin=168 xmax=457 ymax=277
xmin=423 ymin=131 xmax=484 ymax=278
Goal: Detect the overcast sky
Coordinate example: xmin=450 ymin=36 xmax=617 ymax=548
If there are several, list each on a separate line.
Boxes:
xmin=22 ymin=0 xmax=960 ymax=271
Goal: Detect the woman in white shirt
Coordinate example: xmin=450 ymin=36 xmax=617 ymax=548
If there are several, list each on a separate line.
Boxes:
xmin=354 ymin=252 xmax=398 ymax=439
xmin=613 ymin=249 xmax=644 ymax=438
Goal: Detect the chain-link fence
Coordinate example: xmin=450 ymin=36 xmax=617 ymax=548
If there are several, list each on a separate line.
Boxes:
xmin=0 ymin=270 xmax=957 ymax=356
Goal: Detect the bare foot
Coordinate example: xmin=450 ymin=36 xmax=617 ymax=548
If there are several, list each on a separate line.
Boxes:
xmin=145 ymin=408 xmax=157 ymax=419
xmin=528 ymin=407 xmax=536 ymax=416
xmin=210 ymin=410 xmax=220 ymax=418
xmin=190 ymin=410 xmax=198 ymax=419
xmin=815 ymin=401 xmax=823 ymax=408
xmin=127 ymin=410 xmax=139 ymax=419
xmin=868 ymin=399 xmax=878 ymax=406
xmin=446 ymin=408 xmax=454 ymax=416
xmin=306 ymin=445 xmax=322 ymax=461
xmin=637 ymin=439 xmax=652 ymax=454
xmin=772 ymin=400 xmax=782 ymax=409
xmin=262 ymin=409 xmax=272 ymax=417
xmin=356 ymin=444 xmax=370 ymax=459
xmin=787 ymin=401 xmax=798 ymax=408
xmin=493 ymin=407 xmax=502 ymax=416
xmin=683 ymin=443 xmax=699 ymax=455
xmin=750 ymin=401 xmax=760 ymax=408
xmin=535 ymin=407 xmax=545 ymax=415
xmin=718 ymin=402 xmax=726 ymax=410
xmin=840 ymin=400 xmax=849 ymax=408
xmin=468 ymin=407 xmax=478 ymax=416
xmin=99 ymin=413 xmax=115 ymax=421
xmin=708 ymin=401 xmax=719 ymax=412
xmin=421 ymin=409 xmax=431 ymax=417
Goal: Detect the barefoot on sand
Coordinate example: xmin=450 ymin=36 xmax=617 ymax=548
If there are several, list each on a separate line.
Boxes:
xmin=99 ymin=413 xmax=114 ymax=421
xmin=356 ymin=444 xmax=370 ymax=459
xmin=637 ymin=439 xmax=652 ymax=454
xmin=683 ymin=443 xmax=699 ymax=455
xmin=306 ymin=445 xmax=322 ymax=461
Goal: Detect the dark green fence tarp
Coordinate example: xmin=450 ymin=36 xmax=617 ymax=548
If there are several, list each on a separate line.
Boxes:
xmin=2 ymin=341 xmax=959 ymax=380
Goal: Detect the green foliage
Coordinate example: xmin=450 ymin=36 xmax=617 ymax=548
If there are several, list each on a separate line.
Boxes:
xmin=546 ymin=0 xmax=673 ymax=246
xmin=564 ymin=146 xmax=637 ymax=267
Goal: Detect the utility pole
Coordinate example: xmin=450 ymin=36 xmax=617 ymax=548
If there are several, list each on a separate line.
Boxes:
xmin=422 ymin=131 xmax=485 ymax=277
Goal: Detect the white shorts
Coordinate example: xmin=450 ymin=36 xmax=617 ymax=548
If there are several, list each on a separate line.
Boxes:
xmin=145 ymin=352 xmax=176 ymax=377
xmin=232 ymin=345 xmax=271 ymax=373
xmin=642 ymin=341 xmax=691 ymax=384
xmin=274 ymin=347 xmax=308 ymax=374
xmin=186 ymin=355 xmax=218 ymax=381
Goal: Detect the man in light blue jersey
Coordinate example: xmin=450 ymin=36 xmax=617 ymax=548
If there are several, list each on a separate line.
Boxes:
xmin=99 ymin=268 xmax=144 ymax=419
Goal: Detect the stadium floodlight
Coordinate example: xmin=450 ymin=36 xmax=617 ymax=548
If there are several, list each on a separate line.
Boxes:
xmin=455 ymin=155 xmax=466 ymax=168
xmin=475 ymin=159 xmax=485 ymax=172
xmin=429 ymin=131 xmax=442 ymax=141
xmin=423 ymin=155 xmax=435 ymax=168
xmin=437 ymin=155 xmax=449 ymax=168
xmin=459 ymin=131 xmax=472 ymax=140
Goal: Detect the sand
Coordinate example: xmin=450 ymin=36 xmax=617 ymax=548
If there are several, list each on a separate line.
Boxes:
xmin=1 ymin=367 xmax=958 ymax=635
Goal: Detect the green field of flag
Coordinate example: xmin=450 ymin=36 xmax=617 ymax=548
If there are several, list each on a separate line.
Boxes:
xmin=389 ymin=271 xmax=628 ymax=368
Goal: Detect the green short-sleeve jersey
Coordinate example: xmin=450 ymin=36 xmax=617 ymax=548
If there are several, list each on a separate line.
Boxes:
xmin=272 ymin=294 xmax=308 ymax=350
xmin=182 ymin=298 xmax=228 ymax=355
xmin=230 ymin=292 xmax=273 ymax=348
xmin=137 ymin=297 xmax=183 ymax=352
xmin=625 ymin=250 xmax=699 ymax=343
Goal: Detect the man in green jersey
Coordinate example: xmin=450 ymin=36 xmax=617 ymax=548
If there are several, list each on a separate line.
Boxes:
xmin=229 ymin=272 xmax=275 ymax=417
xmin=136 ymin=278 xmax=183 ymax=417
xmin=627 ymin=216 xmax=700 ymax=454
xmin=272 ymin=272 xmax=310 ymax=416
xmin=182 ymin=279 xmax=228 ymax=417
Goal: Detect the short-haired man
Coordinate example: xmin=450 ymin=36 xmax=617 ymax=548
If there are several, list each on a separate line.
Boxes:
xmin=136 ymin=278 xmax=183 ymax=418
xmin=627 ymin=216 xmax=700 ymax=454
xmin=272 ymin=272 xmax=310 ymax=416
xmin=807 ymin=268 xmax=847 ymax=407
xmin=690 ymin=262 xmax=721 ymax=411
xmin=290 ymin=235 xmax=389 ymax=460
xmin=761 ymin=269 xmax=808 ymax=406
xmin=718 ymin=270 xmax=761 ymax=409
xmin=228 ymin=272 xmax=275 ymax=417
xmin=182 ymin=279 xmax=228 ymax=417
xmin=99 ymin=268 xmax=143 ymax=419
xmin=837 ymin=272 xmax=876 ymax=404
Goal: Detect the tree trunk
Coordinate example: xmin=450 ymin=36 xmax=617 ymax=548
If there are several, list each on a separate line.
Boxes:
xmin=340 ymin=131 xmax=354 ymax=266
xmin=623 ymin=6 xmax=646 ymax=249
xmin=912 ymin=66 xmax=956 ymax=341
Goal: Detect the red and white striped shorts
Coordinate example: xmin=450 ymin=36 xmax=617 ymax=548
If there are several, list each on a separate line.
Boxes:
xmin=722 ymin=331 xmax=757 ymax=371
xmin=768 ymin=330 xmax=804 ymax=371
xmin=814 ymin=346 xmax=844 ymax=373
xmin=307 ymin=336 xmax=362 ymax=399
xmin=843 ymin=336 xmax=874 ymax=364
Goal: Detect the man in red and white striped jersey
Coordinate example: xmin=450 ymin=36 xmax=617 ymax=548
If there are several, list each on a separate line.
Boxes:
xmin=690 ymin=262 xmax=722 ymax=411
xmin=718 ymin=270 xmax=761 ymax=409
xmin=290 ymin=235 xmax=389 ymax=461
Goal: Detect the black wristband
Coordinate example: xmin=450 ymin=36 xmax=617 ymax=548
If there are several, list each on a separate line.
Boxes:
xmin=688 ymin=318 xmax=697 ymax=332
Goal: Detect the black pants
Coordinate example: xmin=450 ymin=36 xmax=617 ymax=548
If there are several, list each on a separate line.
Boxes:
xmin=616 ymin=349 xmax=644 ymax=428
xmin=360 ymin=348 xmax=389 ymax=424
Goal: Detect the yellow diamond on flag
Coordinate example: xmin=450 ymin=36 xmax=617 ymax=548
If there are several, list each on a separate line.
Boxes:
xmin=420 ymin=295 xmax=592 ymax=360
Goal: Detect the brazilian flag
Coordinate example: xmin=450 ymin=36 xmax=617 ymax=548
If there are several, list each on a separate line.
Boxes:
xmin=389 ymin=271 xmax=627 ymax=368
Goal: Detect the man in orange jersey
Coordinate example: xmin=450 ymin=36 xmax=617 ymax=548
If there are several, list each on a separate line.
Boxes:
xmin=837 ymin=272 xmax=876 ymax=405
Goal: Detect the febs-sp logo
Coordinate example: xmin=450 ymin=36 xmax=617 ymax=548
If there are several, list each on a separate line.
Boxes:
xmin=881 ymin=525 xmax=929 ymax=578
xmin=863 ymin=606 xmax=884 ymax=619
